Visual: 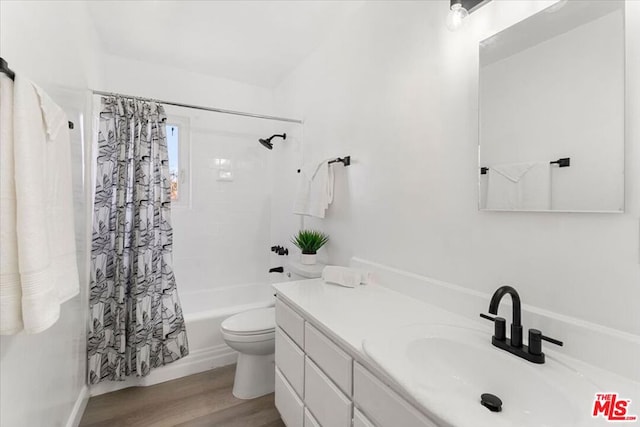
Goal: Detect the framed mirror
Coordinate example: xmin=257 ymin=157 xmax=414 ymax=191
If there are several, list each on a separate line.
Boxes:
xmin=479 ymin=0 xmax=625 ymax=212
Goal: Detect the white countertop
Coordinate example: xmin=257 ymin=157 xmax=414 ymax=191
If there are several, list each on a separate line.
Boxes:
xmin=273 ymin=278 xmax=483 ymax=354
xmin=273 ymin=279 xmax=640 ymax=427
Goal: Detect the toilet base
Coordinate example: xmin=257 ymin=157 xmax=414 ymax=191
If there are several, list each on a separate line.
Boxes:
xmin=232 ymin=352 xmax=275 ymax=399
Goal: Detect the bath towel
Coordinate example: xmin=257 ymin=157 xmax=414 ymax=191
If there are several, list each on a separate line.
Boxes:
xmin=0 ymin=74 xmax=23 ymax=334
xmin=486 ymin=162 xmax=551 ymax=210
xmin=293 ymin=158 xmax=334 ymax=218
xmin=0 ymin=74 xmax=79 ymax=335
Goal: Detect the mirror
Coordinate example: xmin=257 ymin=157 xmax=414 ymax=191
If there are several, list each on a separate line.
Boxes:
xmin=479 ymin=0 xmax=624 ymax=212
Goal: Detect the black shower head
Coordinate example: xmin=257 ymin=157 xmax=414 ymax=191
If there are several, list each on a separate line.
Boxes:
xmin=259 ymin=138 xmax=273 ymax=150
xmin=258 ymin=133 xmax=286 ymax=150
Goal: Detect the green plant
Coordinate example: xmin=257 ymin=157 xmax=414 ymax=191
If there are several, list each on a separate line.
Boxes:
xmin=290 ymin=230 xmax=329 ymax=255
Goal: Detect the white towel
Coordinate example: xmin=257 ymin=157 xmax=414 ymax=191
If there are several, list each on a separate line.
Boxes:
xmin=34 ymin=84 xmax=79 ymax=304
xmin=322 ymin=265 xmax=369 ymax=288
xmin=293 ymin=158 xmax=335 ymax=218
xmin=0 ymin=74 xmax=79 ymax=335
xmin=0 ymin=74 xmax=23 ymax=334
xmin=486 ymin=162 xmax=551 ymax=210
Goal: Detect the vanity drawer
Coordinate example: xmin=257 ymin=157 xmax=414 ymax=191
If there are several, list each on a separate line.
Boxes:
xmin=304 ymin=322 xmax=353 ymax=396
xmin=354 ymin=363 xmax=436 ymax=427
xmin=275 ymin=327 xmax=305 ymax=397
xmin=305 ymin=357 xmax=352 ymax=427
xmin=275 ymin=367 xmax=304 ymax=427
xmin=354 ymin=408 xmax=377 ymax=427
xmin=304 ymin=408 xmax=321 ymax=427
xmin=276 ymin=298 xmax=305 ymax=347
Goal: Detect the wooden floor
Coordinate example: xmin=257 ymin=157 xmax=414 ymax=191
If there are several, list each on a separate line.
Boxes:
xmin=80 ymin=365 xmax=285 ymax=427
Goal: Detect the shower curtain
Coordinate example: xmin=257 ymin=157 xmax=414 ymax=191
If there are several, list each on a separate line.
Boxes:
xmin=88 ymin=96 xmax=188 ymax=384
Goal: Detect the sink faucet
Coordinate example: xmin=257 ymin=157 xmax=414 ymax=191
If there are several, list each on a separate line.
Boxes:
xmin=488 ymin=285 xmax=522 ymax=347
xmin=481 ymin=285 xmax=563 ymax=364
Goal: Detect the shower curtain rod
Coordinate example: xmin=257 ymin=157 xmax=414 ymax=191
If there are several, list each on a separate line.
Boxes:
xmin=91 ymin=89 xmax=303 ymax=124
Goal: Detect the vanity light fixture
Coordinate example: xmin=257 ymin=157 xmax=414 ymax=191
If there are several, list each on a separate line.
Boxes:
xmin=446 ymin=0 xmax=491 ymax=31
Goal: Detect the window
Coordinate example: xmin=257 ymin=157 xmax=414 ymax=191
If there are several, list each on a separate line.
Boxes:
xmin=165 ymin=116 xmax=190 ymax=207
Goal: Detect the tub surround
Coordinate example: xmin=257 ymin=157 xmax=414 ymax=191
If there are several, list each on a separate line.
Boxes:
xmin=273 ymin=269 xmax=639 ymax=426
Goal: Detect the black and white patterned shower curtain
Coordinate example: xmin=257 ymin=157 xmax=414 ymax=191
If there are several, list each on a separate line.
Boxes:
xmin=88 ymin=96 xmax=189 ymax=384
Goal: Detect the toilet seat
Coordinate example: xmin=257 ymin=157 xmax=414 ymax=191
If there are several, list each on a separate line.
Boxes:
xmin=221 ymin=329 xmax=275 ymax=343
xmin=221 ymin=307 xmax=275 ymax=336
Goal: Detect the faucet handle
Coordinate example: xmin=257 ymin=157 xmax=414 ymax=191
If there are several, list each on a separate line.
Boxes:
xmin=540 ymin=333 xmax=563 ymax=347
xmin=480 ymin=313 xmax=506 ymax=341
xmin=528 ymin=329 xmax=563 ymax=356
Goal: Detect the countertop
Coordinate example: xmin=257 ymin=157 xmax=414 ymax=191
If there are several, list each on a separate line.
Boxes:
xmin=273 ymin=279 xmax=640 ymax=427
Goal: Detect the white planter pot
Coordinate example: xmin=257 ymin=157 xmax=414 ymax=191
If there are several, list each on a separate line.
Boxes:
xmin=300 ymin=253 xmax=317 ymax=265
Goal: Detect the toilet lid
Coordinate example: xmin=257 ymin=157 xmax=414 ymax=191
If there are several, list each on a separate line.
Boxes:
xmin=221 ymin=307 xmax=275 ymax=335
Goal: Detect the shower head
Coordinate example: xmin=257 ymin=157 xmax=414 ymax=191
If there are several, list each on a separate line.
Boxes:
xmin=258 ymin=133 xmax=286 ymax=150
xmin=259 ymin=138 xmax=273 ymax=150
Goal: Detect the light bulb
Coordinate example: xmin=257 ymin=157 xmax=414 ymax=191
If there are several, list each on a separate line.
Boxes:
xmin=446 ymin=3 xmax=469 ymax=31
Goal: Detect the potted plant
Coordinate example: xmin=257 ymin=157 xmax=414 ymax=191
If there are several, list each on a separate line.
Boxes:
xmin=291 ymin=229 xmax=329 ymax=265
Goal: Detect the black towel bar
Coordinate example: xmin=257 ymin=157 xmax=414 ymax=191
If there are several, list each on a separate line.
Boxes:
xmin=1 ymin=57 xmax=75 ymax=130
xmin=297 ymin=155 xmax=351 ymax=173
xmin=481 ymin=158 xmax=570 ymax=175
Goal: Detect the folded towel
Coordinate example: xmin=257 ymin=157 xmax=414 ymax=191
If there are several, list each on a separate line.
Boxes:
xmin=293 ymin=158 xmax=334 ymax=218
xmin=486 ymin=162 xmax=551 ymax=210
xmin=322 ymin=265 xmax=369 ymax=288
xmin=0 ymin=74 xmax=79 ymax=335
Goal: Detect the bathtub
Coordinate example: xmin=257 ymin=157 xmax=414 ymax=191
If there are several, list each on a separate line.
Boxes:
xmin=181 ymin=282 xmax=276 ymax=351
xmin=90 ymin=282 xmax=276 ymax=396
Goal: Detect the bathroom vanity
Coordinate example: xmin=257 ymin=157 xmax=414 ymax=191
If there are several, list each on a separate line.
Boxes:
xmin=272 ymin=278 xmax=484 ymax=427
xmin=273 ymin=278 xmax=639 ymax=427
xmin=273 ymin=286 xmax=439 ymax=427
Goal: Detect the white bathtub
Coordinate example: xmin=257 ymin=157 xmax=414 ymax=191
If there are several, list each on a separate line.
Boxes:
xmin=181 ymin=282 xmax=276 ymax=350
xmin=182 ymin=282 xmax=276 ymax=321
xmin=90 ymin=282 xmax=276 ymax=396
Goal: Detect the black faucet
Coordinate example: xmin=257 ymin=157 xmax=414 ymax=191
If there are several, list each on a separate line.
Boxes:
xmin=489 ymin=285 xmax=523 ymax=347
xmin=481 ymin=285 xmax=563 ymax=364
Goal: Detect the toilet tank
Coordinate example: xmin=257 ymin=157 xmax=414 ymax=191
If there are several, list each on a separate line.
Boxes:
xmin=286 ymin=260 xmax=325 ymax=281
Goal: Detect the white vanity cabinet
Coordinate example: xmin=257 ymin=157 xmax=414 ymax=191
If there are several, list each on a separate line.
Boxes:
xmin=274 ymin=296 xmax=435 ymax=427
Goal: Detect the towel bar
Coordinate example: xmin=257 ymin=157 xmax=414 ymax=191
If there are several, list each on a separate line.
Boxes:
xmin=297 ymin=156 xmax=351 ymax=173
xmin=1 ymin=57 xmax=75 ymax=130
xmin=480 ymin=157 xmax=570 ymax=175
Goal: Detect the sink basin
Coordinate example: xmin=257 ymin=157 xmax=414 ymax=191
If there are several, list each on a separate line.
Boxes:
xmin=362 ymin=324 xmax=604 ymax=427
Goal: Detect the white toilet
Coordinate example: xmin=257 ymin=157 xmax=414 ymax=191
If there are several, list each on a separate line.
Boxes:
xmin=221 ymin=307 xmax=276 ymax=399
xmin=221 ymin=261 xmax=324 ymax=399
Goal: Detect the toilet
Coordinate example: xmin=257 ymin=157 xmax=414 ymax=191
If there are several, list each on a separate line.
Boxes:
xmin=221 ymin=307 xmax=276 ymax=399
xmin=221 ymin=261 xmax=324 ymax=399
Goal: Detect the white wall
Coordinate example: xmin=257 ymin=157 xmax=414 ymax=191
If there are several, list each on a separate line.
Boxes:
xmin=98 ymin=53 xmax=275 ymax=116
xmin=273 ymin=0 xmax=640 ymax=337
xmin=0 ymin=1 xmax=100 ymax=426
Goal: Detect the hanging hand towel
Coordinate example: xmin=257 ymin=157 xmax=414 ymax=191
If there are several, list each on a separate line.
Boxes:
xmin=293 ymin=158 xmax=335 ymax=218
xmin=0 ymin=74 xmax=79 ymax=335
xmin=33 ymin=84 xmax=79 ymax=304
xmin=486 ymin=162 xmax=551 ymax=210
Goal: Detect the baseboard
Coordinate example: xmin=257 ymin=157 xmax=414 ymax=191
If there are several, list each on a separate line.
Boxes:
xmin=66 ymin=385 xmax=89 ymax=427
xmin=89 ymin=343 xmax=238 ymax=396
xmin=351 ymin=257 xmax=640 ymax=382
